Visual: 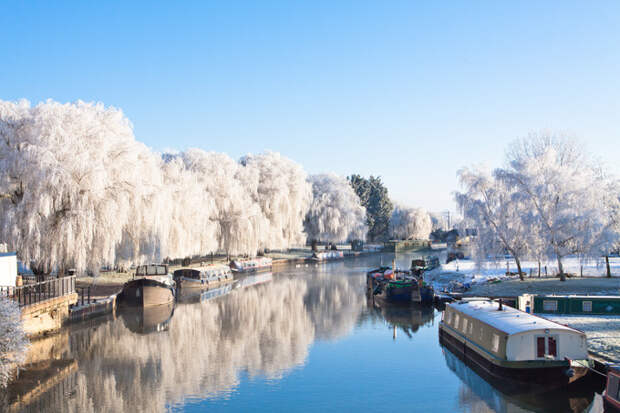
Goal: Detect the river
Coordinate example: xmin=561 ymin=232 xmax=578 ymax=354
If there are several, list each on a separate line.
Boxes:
xmin=3 ymin=253 xmax=606 ymax=412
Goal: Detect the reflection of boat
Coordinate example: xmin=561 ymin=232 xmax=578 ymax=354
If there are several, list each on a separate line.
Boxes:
xmin=368 ymin=300 xmax=434 ymax=337
xmin=119 ymin=264 xmax=175 ymax=307
xmin=230 ymin=257 xmax=272 ymax=274
xmin=366 ymin=266 xmax=433 ymax=304
xmin=120 ymin=301 xmax=175 ymax=334
xmin=439 ymin=300 xmax=590 ymax=390
xmin=442 ymin=344 xmax=597 ymax=413
xmin=173 ymin=265 xmax=233 ymax=289
xmin=234 ymin=272 xmax=273 ymax=289
xmin=177 ymin=283 xmax=234 ymax=304
xmin=604 ymin=365 xmax=620 ymax=412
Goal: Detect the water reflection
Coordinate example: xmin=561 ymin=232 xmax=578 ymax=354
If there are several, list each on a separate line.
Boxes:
xmin=5 ymin=268 xmax=367 ymax=412
xmin=442 ymin=345 xmax=599 ymax=413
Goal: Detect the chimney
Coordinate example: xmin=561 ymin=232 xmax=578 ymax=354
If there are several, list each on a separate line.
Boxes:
xmin=498 ymin=299 xmax=503 ymax=311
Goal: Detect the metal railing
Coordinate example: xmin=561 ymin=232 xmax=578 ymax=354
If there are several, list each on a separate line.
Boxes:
xmin=0 ymin=276 xmax=76 ymax=307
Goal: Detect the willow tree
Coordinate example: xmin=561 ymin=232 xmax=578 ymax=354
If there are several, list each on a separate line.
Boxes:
xmin=389 ymin=205 xmax=432 ymax=241
xmin=304 ymin=174 xmax=367 ymax=243
xmin=0 ymin=99 xmax=160 ymax=274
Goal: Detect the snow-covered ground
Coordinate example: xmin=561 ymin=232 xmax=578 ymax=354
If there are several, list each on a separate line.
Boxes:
xmin=540 ymin=314 xmax=620 ymax=362
xmin=425 ymin=256 xmax=620 ymax=293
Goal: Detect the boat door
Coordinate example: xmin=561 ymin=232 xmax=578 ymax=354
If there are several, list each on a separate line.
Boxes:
xmin=536 ymin=335 xmax=558 ymax=359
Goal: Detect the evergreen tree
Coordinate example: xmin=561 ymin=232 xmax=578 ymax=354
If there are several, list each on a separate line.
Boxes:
xmin=347 ymin=175 xmax=393 ymax=241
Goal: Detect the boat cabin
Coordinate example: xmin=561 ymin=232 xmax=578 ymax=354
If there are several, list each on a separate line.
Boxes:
xmin=605 ymin=365 xmax=620 ymax=411
xmin=173 ymin=264 xmax=232 ymax=286
xmin=135 ymin=264 xmax=169 ymax=277
xmin=442 ymin=300 xmax=588 ymax=362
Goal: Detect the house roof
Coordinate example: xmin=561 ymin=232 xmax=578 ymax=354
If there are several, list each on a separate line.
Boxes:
xmin=449 ymin=300 xmax=582 ymax=336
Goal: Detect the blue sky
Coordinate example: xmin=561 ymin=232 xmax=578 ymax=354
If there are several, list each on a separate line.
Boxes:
xmin=2 ymin=1 xmax=619 ymax=212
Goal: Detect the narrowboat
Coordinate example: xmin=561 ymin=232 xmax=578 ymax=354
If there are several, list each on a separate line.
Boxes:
xmin=229 ymin=257 xmax=273 ymax=274
xmin=604 ymin=365 xmax=620 ymax=412
xmin=518 ymin=294 xmax=620 ymax=315
xmin=119 ymin=264 xmax=175 ymax=307
xmin=173 ymin=264 xmax=233 ymax=290
xmin=439 ymin=299 xmax=590 ymax=389
xmin=311 ymin=250 xmax=344 ymax=261
xmin=366 ymin=266 xmax=433 ymax=305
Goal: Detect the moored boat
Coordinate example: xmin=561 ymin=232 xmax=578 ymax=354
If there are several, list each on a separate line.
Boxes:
xmin=366 ymin=266 xmax=433 ymax=304
xmin=229 ymin=257 xmax=272 ymax=274
xmin=311 ymin=250 xmax=344 ymax=261
xmin=439 ymin=299 xmax=590 ymax=390
xmin=604 ymin=365 xmax=620 ymax=412
xmin=119 ymin=264 xmax=175 ymax=307
xmin=173 ymin=264 xmax=233 ymax=289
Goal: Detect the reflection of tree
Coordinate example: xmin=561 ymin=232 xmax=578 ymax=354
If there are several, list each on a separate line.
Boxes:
xmin=303 ymin=273 xmax=367 ymax=340
xmin=9 ymin=272 xmax=371 ymax=412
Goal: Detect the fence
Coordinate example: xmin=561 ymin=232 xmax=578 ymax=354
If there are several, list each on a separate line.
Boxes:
xmin=0 ymin=276 xmax=76 ymax=307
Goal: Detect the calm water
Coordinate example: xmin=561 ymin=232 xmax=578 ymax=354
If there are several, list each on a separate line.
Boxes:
xmin=5 ymin=254 xmax=605 ymax=412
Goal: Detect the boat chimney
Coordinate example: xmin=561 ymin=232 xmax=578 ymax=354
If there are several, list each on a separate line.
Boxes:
xmin=498 ymin=299 xmax=503 ymax=311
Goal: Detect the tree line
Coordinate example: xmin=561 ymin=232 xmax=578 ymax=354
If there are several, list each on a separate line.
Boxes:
xmin=455 ymin=134 xmax=620 ymax=281
xmin=0 ymin=99 xmax=432 ymax=274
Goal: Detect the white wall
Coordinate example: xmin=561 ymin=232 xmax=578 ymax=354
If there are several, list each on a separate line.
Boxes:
xmin=506 ymin=330 xmax=587 ymax=361
xmin=0 ymin=253 xmax=17 ymax=286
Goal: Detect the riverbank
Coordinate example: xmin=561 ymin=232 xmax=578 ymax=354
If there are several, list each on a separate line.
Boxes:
xmin=461 ymin=276 xmax=620 ymax=297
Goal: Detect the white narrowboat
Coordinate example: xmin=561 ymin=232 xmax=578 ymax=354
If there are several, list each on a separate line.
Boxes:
xmin=439 ymin=299 xmax=590 ymax=389
xmin=173 ymin=264 xmax=233 ymax=290
xmin=229 ymin=257 xmax=273 ymax=274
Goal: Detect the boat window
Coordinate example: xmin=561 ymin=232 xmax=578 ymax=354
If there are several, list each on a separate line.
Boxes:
xmin=492 ymin=334 xmax=500 ymax=353
xmin=543 ymin=300 xmax=558 ymax=312
xmin=582 ymin=301 xmax=592 ymax=312
xmin=537 ymin=337 xmax=545 ymax=358
xmin=479 ymin=326 xmax=484 ymax=341
xmin=548 ymin=337 xmax=557 ymax=357
xmin=468 ymin=322 xmax=474 ymax=335
xmin=454 ymin=314 xmax=460 ymax=330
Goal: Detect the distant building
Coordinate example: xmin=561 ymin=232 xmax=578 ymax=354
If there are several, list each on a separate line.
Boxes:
xmin=0 ymin=252 xmax=18 ymax=286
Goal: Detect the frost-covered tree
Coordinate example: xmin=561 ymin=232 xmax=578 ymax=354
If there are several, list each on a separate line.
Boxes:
xmin=0 ymin=297 xmax=28 ymax=387
xmin=389 ymin=205 xmax=432 ymax=241
xmin=241 ymin=152 xmax=312 ymax=250
xmin=498 ymin=133 xmax=612 ymax=281
xmin=0 ymin=99 xmax=161 ymax=275
xmin=455 ymin=167 xmax=532 ymax=280
xmin=304 ymin=174 xmax=367 ymax=243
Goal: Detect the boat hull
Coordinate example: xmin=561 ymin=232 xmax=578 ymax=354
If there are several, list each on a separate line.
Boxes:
xmin=230 ymin=265 xmax=272 ymax=274
xmin=176 ymin=275 xmax=233 ymax=289
xmin=120 ymin=278 xmax=175 ymax=307
xmin=439 ymin=325 xmax=589 ymax=391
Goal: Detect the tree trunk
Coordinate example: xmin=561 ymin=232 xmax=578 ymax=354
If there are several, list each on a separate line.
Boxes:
xmin=606 ymin=255 xmax=611 ymax=278
xmin=515 ymin=256 xmax=524 ymax=281
xmin=557 ymin=256 xmax=566 ymax=282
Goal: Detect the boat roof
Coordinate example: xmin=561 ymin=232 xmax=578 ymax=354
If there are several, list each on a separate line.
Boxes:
xmin=448 ymin=300 xmax=583 ymax=336
xmin=532 ymin=294 xmax=620 ymax=299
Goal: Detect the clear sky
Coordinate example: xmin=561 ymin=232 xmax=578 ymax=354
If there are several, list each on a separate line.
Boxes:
xmin=1 ymin=1 xmax=619 ymax=213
